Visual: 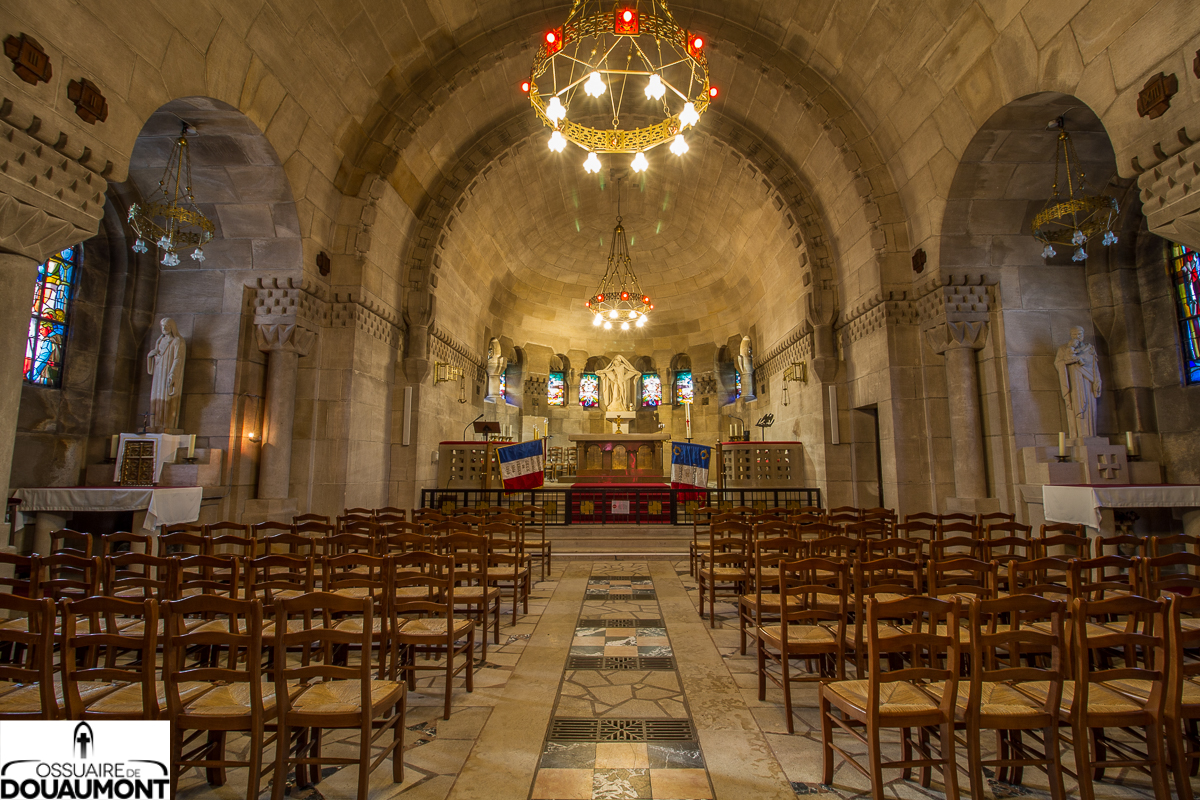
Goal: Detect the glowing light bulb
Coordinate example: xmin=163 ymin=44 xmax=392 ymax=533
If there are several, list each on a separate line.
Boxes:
xmin=608 ymin=310 xmax=618 ymax=319
xmin=670 ymin=134 xmax=689 ymax=156
xmin=679 ymin=101 xmax=699 ymax=127
xmin=629 ymin=310 xmax=638 ymax=319
xmin=622 ymin=9 xmax=633 ymax=22
xmin=548 ymin=130 xmax=567 ymax=152
xmin=645 ymin=74 xmax=666 ymax=100
xmin=546 ymin=96 xmax=567 ymax=123
xmin=636 ymin=315 xmax=647 ymax=327
xmin=592 ymin=314 xmax=603 ymax=326
xmin=585 ymin=71 xmax=606 ymax=98
xmin=631 ymin=151 xmax=649 ymax=172
xmin=584 ymin=152 xmax=602 ymax=173
xmin=621 ymin=321 xmax=630 ymax=331
xmin=603 ymin=321 xmax=613 ymax=330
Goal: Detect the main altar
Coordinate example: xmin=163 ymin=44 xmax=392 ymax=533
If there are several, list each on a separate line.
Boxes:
xmin=567 ymin=433 xmax=670 ymax=483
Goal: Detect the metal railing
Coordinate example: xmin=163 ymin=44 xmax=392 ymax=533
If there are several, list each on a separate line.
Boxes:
xmin=419 ymin=487 xmax=822 ymax=526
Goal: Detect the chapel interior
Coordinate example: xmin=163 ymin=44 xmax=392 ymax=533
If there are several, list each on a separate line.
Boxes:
xmin=2 ymin=1 xmax=1200 ymax=799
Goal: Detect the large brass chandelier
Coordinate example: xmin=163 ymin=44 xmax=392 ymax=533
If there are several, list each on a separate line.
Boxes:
xmin=586 ymin=181 xmax=651 ymax=330
xmin=1032 ymin=117 xmax=1118 ymax=262
xmin=524 ymin=0 xmax=714 ymax=174
xmin=128 ymin=123 xmax=215 ymax=266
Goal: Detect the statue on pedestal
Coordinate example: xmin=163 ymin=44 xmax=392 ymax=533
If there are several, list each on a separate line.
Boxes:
xmin=597 ymin=355 xmax=640 ymax=412
xmin=484 ymin=338 xmax=507 ymax=403
xmin=1055 ymin=326 xmax=1102 ymax=439
xmin=736 ymin=336 xmax=756 ymax=400
xmin=147 ymin=317 xmax=186 ymax=432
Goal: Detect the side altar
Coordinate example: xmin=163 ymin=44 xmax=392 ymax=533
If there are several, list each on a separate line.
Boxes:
xmin=567 ymin=433 xmax=670 ymax=484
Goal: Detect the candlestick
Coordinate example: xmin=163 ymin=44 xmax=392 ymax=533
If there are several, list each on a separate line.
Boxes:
xmin=729 ymin=424 xmax=734 ymax=439
xmin=1058 ymin=432 xmax=1066 ymax=457
xmin=109 ymin=434 xmax=119 ymax=460
xmin=186 ymin=434 xmax=196 ymax=460
xmin=1125 ymin=431 xmax=1136 ymax=456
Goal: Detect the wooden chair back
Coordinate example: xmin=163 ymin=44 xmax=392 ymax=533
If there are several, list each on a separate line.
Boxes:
xmin=37 ymin=554 xmax=99 ymax=601
xmin=411 ymin=509 xmax=446 ymax=524
xmin=258 ymin=531 xmax=319 ymax=557
xmin=161 ymin=595 xmax=265 ymax=719
xmin=845 ymin=520 xmax=889 ymax=540
xmin=247 ymin=555 xmax=314 ymax=603
xmin=856 ymin=557 xmax=923 ymax=599
xmin=775 ymin=557 xmax=849 ymax=653
xmin=179 ymin=555 xmax=241 ymax=600
xmin=930 ymin=535 xmax=980 ymax=562
xmin=863 ymin=537 xmax=924 ymax=561
xmin=100 ymin=530 xmax=152 ymax=558
xmin=979 ymin=511 xmax=1016 ymax=527
xmin=0 ymin=593 xmax=56 ymax=718
xmin=865 ymin=595 xmax=961 ymax=702
xmin=293 ymin=512 xmax=330 ymax=525
xmin=60 ymin=596 xmax=160 ymax=718
xmin=323 ymin=553 xmax=388 ymax=596
xmin=0 ymin=552 xmax=40 ymax=598
xmin=158 ymin=528 xmax=210 ymax=558
xmin=807 ymin=534 xmax=861 ymax=562
xmin=1093 ymin=532 xmax=1146 ymax=558
xmin=904 ymin=511 xmax=939 ymax=525
xmin=103 ymin=553 xmax=180 ymax=600
xmin=894 ymin=521 xmax=938 ymax=543
xmin=752 ymin=536 xmax=805 ymax=593
xmin=273 ymin=592 xmax=379 ymax=689
xmin=1072 ymin=594 xmax=1168 ymax=713
xmin=967 ymin=595 xmax=1066 ymax=718
xmin=1070 ymin=555 xmax=1139 ymax=600
xmin=976 ymin=535 xmax=1036 ymax=566
xmin=389 ymin=552 xmax=456 ymax=632
xmin=381 ymin=531 xmax=438 ymax=556
xmin=1143 ymin=552 xmax=1200 ymax=597
xmin=927 ymin=557 xmax=997 ymax=599
xmin=1007 ymin=557 xmax=1074 ymax=600
xmin=938 ymin=520 xmax=980 ymax=539
xmin=294 ymin=520 xmax=335 ymax=539
xmin=1151 ymin=533 xmax=1200 ymax=557
xmin=50 ymin=527 xmax=92 ymax=558
xmin=326 ymin=532 xmax=376 ymax=558
xmin=1033 ymin=532 xmax=1090 ymax=559
xmin=940 ymin=512 xmax=976 ymax=525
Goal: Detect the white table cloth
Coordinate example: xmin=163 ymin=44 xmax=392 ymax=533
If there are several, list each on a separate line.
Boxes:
xmin=112 ymin=433 xmax=190 ymax=483
xmin=11 ymin=486 xmax=203 ymax=531
xmin=1042 ymin=484 xmax=1200 ymax=529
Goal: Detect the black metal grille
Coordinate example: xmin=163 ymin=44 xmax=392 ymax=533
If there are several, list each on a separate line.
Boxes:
xmin=577 ymin=618 xmax=664 ymax=628
xmin=549 ymin=718 xmax=695 ymax=742
xmin=585 ymin=592 xmax=657 ymax=601
xmin=588 ymin=575 xmax=652 ymax=581
xmin=566 ymin=656 xmax=675 ymax=670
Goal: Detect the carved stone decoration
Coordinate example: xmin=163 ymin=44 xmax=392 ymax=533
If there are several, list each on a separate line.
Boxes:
xmin=147 ymin=318 xmax=186 ymax=433
xmin=484 ymin=337 xmax=507 ymax=403
xmin=1054 ymin=326 xmax=1102 ymax=440
xmin=67 ymin=78 xmax=108 ymax=124
xmin=912 ymin=248 xmax=927 ymax=274
xmin=736 ymin=336 xmax=756 ymax=401
xmin=597 ymin=355 xmax=640 ymax=411
xmin=4 ymin=34 xmax=51 ymax=85
xmin=403 ymin=289 xmax=435 ymax=383
xmin=1137 ymin=72 xmax=1179 ymax=119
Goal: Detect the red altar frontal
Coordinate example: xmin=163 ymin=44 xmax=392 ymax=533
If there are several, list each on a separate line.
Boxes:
xmin=567 ymin=433 xmax=671 ymax=484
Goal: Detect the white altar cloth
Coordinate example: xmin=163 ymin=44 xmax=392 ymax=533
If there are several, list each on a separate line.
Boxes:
xmin=113 ymin=433 xmax=190 ymax=483
xmin=1042 ymin=484 xmax=1200 ymax=529
xmin=10 ymin=486 xmax=203 ymax=531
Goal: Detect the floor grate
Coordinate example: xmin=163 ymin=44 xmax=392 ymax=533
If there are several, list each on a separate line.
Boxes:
xmin=566 ymin=655 xmax=675 ymax=670
xmin=588 ymin=575 xmax=652 ymax=581
xmin=549 ymin=718 xmax=695 ymax=742
xmin=577 ymin=618 xmax=664 ymax=629
xmin=585 ymin=592 xmax=657 ymax=601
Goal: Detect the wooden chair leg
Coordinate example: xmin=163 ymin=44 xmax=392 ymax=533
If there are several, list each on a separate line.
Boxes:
xmin=466 ymin=627 xmax=475 ymax=693
xmin=867 ymin=722 xmax=885 ymax=800
xmin=1074 ymin=724 xmax=1096 ymax=800
xmin=966 ymin=724 xmax=984 ymax=800
xmin=940 ymin=721 xmax=959 ymax=800
xmin=1046 ymin=723 xmax=1067 ymax=800
xmin=443 ymin=640 xmax=454 ymax=720
xmin=271 ymin=722 xmax=289 ymax=800
xmin=246 ymin=724 xmax=264 ymax=800
xmin=1167 ymin=717 xmax=1196 ymax=800
xmin=206 ymin=731 xmax=227 ymax=785
xmin=1147 ymin=721 xmax=1174 ymax=800
xmin=781 ymin=650 xmax=794 ymax=735
xmin=393 ymin=699 xmax=405 ymax=782
xmin=358 ymin=720 xmax=372 ymax=798
xmin=492 ymin=597 xmax=501 ymax=645
xmin=819 ymin=691 xmax=835 ymax=785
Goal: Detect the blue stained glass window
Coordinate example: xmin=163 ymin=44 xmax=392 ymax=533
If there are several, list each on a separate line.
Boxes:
xmin=675 ymin=371 xmax=694 ymax=404
xmin=642 ymin=374 xmax=662 ymax=407
xmin=499 ymin=372 xmax=507 ymax=401
xmin=734 ymin=371 xmax=742 ymax=400
xmin=547 ymin=372 xmax=565 ymax=406
xmin=579 ymin=374 xmax=599 ymax=408
xmin=25 ymin=245 xmax=81 ymax=387
xmin=1171 ymin=243 xmax=1200 ymax=385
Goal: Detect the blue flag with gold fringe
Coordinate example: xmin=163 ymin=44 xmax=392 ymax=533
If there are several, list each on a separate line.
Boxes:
xmin=670 ymin=442 xmax=711 ymax=490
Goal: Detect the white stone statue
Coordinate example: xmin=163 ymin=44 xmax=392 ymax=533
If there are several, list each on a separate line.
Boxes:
xmin=597 ymin=355 xmax=640 ymax=412
xmin=147 ymin=317 xmax=186 ymax=432
xmin=1055 ymin=326 xmax=1102 ymax=440
xmin=736 ymin=336 xmax=756 ymax=400
xmin=484 ymin=337 xmax=507 ymax=403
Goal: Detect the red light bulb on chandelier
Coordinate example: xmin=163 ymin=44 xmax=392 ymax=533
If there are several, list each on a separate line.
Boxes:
xmin=709 ymin=87 xmax=719 ymax=98
xmin=521 ymin=81 xmax=531 ymax=93
xmin=692 ymin=36 xmax=704 ymax=50
xmin=621 ymin=292 xmax=629 ymax=300
xmin=642 ymin=295 xmax=650 ymax=303
xmin=622 ymin=9 xmax=633 ymax=22
xmin=546 ymin=32 xmax=557 ymax=44
xmin=596 ymin=294 xmax=605 ymax=302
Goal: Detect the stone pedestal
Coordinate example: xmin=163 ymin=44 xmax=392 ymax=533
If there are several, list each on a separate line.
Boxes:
xmin=605 ymin=411 xmax=636 ymax=434
xmin=255 ymin=324 xmax=316 ymax=500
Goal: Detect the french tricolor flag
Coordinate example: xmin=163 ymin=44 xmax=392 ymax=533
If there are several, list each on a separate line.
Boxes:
xmin=497 ymin=439 xmax=545 ymax=490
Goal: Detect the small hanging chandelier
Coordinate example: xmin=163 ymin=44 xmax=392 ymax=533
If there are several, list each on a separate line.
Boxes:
xmin=1031 ymin=117 xmax=1118 ymax=262
xmin=586 ymin=180 xmax=651 ymax=331
xmin=127 ymin=122 xmax=215 ymax=266
xmin=524 ymin=0 xmax=715 ymax=174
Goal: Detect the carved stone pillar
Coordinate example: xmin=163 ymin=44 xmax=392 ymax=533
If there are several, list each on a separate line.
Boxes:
xmin=927 ymin=321 xmax=989 ymax=500
xmin=0 ymin=254 xmax=40 ymax=506
xmin=255 ymin=323 xmax=316 ymax=499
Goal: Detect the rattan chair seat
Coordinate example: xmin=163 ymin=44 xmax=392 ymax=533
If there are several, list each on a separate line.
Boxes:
xmin=182 ymin=681 xmax=301 ymax=717
xmin=1024 ymin=679 xmax=1146 ymax=715
xmin=823 ymin=679 xmax=947 ymax=716
xmin=333 ymin=616 xmax=384 ymax=634
xmin=291 ymin=679 xmax=404 ymax=715
xmin=758 ymin=623 xmax=838 ymax=645
xmin=86 ymin=680 xmax=211 ymax=716
xmin=700 ymin=567 xmax=746 ymax=580
xmin=397 ymin=618 xmax=474 ymax=638
xmin=0 ymin=679 xmax=118 ymax=714
xmin=453 ymin=586 xmax=501 ymax=601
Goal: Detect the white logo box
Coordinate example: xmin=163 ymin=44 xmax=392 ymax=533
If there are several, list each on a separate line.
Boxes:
xmin=0 ymin=721 xmax=170 ymax=800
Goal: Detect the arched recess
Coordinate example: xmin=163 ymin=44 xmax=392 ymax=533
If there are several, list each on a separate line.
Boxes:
xmin=121 ymin=97 xmax=304 ymax=516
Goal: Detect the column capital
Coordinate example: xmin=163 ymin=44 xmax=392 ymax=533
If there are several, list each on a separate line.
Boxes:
xmin=255 ymin=323 xmax=316 ymax=357
xmin=925 ymin=320 xmax=988 ymax=356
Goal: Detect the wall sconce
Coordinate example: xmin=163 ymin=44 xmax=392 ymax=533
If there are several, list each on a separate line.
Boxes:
xmin=781 ymin=362 xmax=808 ymax=407
xmin=242 ymin=394 xmax=263 ymax=441
xmin=434 ymin=362 xmax=467 ymax=404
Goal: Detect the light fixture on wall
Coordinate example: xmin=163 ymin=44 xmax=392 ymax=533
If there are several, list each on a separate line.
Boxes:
xmin=128 ymin=122 xmax=215 ymax=266
xmin=781 ymin=361 xmax=807 ymax=407
xmin=585 ymin=178 xmax=652 ymax=330
xmin=242 ymin=394 xmax=263 ymax=442
xmin=1032 ymin=116 xmax=1119 ymax=262
xmin=524 ymin=0 xmax=715 ymax=173
xmin=434 ymin=362 xmax=467 ymax=404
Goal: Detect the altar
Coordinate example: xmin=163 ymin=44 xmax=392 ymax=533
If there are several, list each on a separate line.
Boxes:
xmin=1042 ymin=484 xmax=1200 ymax=538
xmin=567 ymin=433 xmax=670 ymax=484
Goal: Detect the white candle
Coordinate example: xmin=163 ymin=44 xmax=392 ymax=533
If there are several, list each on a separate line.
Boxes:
xmin=1058 ymin=432 xmax=1066 ymax=457
xmin=729 ymin=424 xmax=734 ymax=439
xmin=1125 ymin=431 xmax=1136 ymax=456
xmin=685 ymin=403 xmax=692 ymax=438
xmin=109 ymin=434 xmax=119 ymax=459
xmin=186 ymin=434 xmax=196 ymax=459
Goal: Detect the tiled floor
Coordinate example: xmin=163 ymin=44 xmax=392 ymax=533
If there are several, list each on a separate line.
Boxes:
xmin=175 ymin=556 xmax=1177 ymax=800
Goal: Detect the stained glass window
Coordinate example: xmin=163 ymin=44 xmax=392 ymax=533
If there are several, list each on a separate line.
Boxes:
xmin=547 ymin=372 xmax=565 ymax=406
xmin=579 ymin=374 xmax=599 ymax=408
xmin=642 ymin=374 xmax=662 ymax=407
xmin=674 ymin=371 xmax=694 ymax=405
xmin=1171 ymin=243 xmax=1200 ymax=385
xmin=499 ymin=372 xmax=507 ymax=401
xmin=734 ymin=371 xmax=742 ymax=400
xmin=24 ymin=245 xmax=81 ymax=387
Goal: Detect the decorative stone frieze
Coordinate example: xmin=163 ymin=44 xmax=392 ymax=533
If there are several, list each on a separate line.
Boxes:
xmin=925 ymin=320 xmax=989 ymax=355
xmin=1138 ymin=141 xmax=1200 ymax=251
xmin=756 ymin=326 xmax=814 ymax=380
xmin=331 ymin=294 xmax=403 ymax=349
xmin=252 ymin=277 xmax=329 ymax=330
xmin=428 ymin=324 xmax=483 ymax=376
xmin=254 ymin=323 xmax=316 ymax=357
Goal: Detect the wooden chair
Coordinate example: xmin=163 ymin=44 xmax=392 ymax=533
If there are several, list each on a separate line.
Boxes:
xmin=976 ymin=535 xmax=1036 ymax=582
xmin=738 ymin=535 xmax=805 ymax=656
xmin=162 ymin=596 xmax=280 ymax=800
xmin=258 ymin=531 xmax=319 ymax=557
xmin=1034 ymin=530 xmax=1090 ymax=559
xmin=323 ymin=554 xmax=390 ymax=678
xmin=698 ymin=521 xmax=751 ymax=628
xmin=1008 ymin=557 xmax=1074 ymax=601
xmin=689 ymin=509 xmax=722 ymax=576
xmin=845 ymin=558 xmax=923 ymax=675
xmin=0 ymin=593 xmax=58 ymax=718
xmin=513 ymin=504 xmax=551 ymax=581
xmin=482 ymin=522 xmax=530 ymax=626
xmin=49 ymin=527 xmax=92 ymax=558
xmin=927 ymin=557 xmax=996 ymax=603
xmin=159 ymin=527 xmax=210 ymax=558
xmin=959 ymin=595 xmax=1069 ymax=800
xmin=1165 ymin=593 xmax=1200 ymax=800
xmin=390 ymin=552 xmax=474 ymax=720
xmin=863 ymin=537 xmax=923 ymax=562
xmin=180 ymin=554 xmax=240 ymax=601
xmin=758 ymin=558 xmax=848 ymax=733
xmin=100 ymin=530 xmax=152 ymax=558
xmin=938 ymin=519 xmax=981 ymax=540
xmin=325 ymin=532 xmax=377 ymax=559
xmin=248 ymin=555 xmax=314 ymax=605
xmin=206 ymin=522 xmax=253 ymax=557
xmin=293 ymin=512 xmax=330 ymax=525
xmin=102 ymin=553 xmax=180 ymax=633
xmin=904 ymin=511 xmax=939 ymax=525
xmin=439 ymin=532 xmax=501 ymax=660
xmin=980 ymin=511 xmax=1016 ymax=527
xmin=1094 ymin=531 xmax=1147 ymax=558
xmin=894 ymin=520 xmax=938 ymax=546
xmin=1052 ymin=595 xmax=1173 ymax=800
xmin=294 ymin=520 xmax=335 ymax=540
xmin=1070 ymin=555 xmax=1139 ymax=600
xmin=272 ymin=593 xmax=405 ymax=799
xmin=38 ymin=553 xmax=99 ymax=603
xmin=820 ymin=595 xmax=962 ymax=799
xmin=0 ymin=551 xmax=40 ymax=603
xmin=1153 ymin=533 xmax=1200 ymax=557
xmin=929 ymin=534 xmax=980 ymax=563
